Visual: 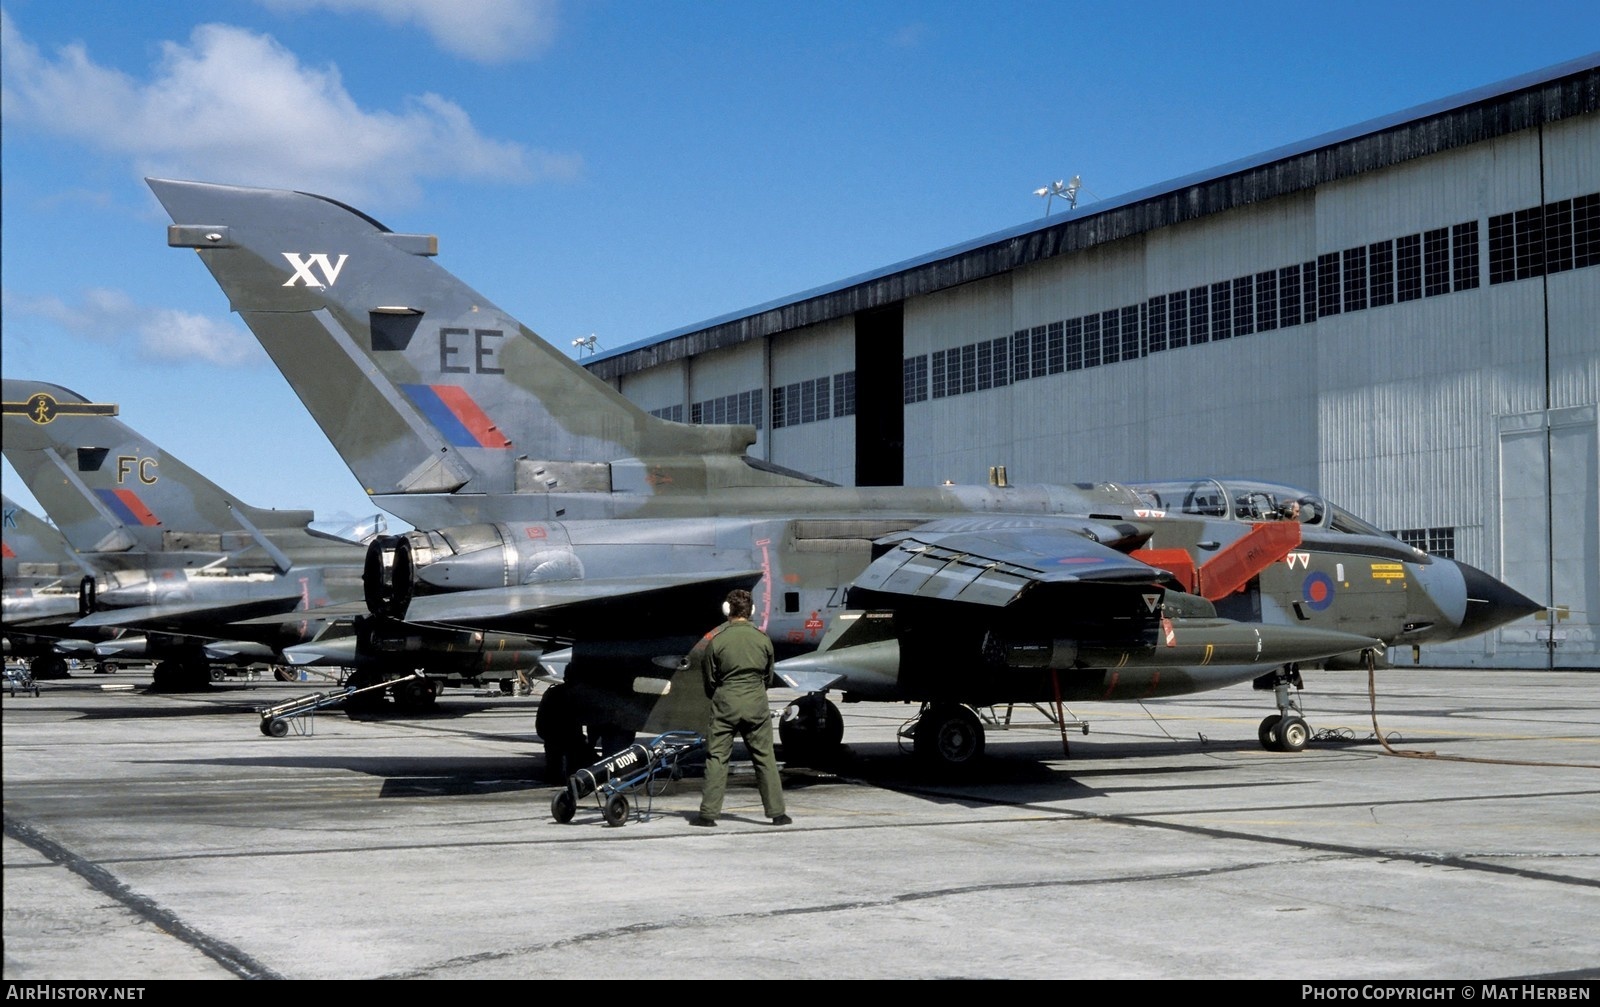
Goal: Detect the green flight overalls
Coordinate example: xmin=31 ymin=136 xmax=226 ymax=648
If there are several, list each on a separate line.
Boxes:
xmin=696 ymin=619 xmax=786 ymax=821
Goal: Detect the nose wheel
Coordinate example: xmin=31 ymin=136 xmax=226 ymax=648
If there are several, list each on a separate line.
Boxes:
xmin=1258 ymin=713 xmax=1310 ymax=752
xmin=1253 ymin=665 xmax=1310 ymax=753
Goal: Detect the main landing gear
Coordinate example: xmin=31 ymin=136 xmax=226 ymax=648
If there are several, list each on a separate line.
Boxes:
xmin=30 ymin=655 xmax=71 ymax=681
xmin=904 ymin=702 xmax=986 ymax=772
xmin=1253 ymin=664 xmax=1310 ymax=753
xmin=341 ymin=669 xmax=442 ymax=715
xmin=151 ymin=657 xmax=213 ymax=692
xmin=778 ymin=694 xmax=845 ymax=766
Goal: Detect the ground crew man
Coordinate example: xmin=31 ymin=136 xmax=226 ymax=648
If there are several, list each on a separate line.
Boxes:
xmin=691 ymin=589 xmax=790 ymax=827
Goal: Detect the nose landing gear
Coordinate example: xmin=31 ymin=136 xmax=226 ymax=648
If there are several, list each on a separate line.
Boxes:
xmin=1253 ymin=664 xmax=1310 ymax=753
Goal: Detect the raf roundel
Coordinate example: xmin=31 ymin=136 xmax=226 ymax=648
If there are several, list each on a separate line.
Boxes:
xmin=1301 ymin=571 xmax=1336 ymax=611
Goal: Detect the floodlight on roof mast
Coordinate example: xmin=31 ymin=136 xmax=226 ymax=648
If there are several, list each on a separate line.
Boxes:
xmin=571 ymin=333 xmax=599 ymax=357
xmin=1033 ymin=175 xmax=1082 ymax=216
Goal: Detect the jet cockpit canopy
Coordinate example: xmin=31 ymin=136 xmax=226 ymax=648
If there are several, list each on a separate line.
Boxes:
xmin=1128 ymin=479 xmax=1393 ymax=540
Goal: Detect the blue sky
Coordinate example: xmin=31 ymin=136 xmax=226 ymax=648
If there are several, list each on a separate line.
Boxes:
xmin=3 ymin=0 xmax=1597 ymax=527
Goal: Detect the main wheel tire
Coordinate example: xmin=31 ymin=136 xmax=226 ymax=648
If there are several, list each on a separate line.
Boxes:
xmin=1258 ymin=714 xmax=1284 ymax=752
xmin=32 ymin=655 xmax=70 ymax=680
xmin=274 ymin=667 xmax=297 ymax=683
xmin=1278 ymin=716 xmax=1310 ymax=752
xmin=603 ymin=793 xmax=629 ymax=827
xmin=592 ymin=727 xmax=637 ymax=758
xmin=343 ymin=669 xmax=388 ymax=715
xmin=391 ymin=677 xmax=439 ymax=713
xmin=536 ymin=684 xmax=595 ymax=783
xmin=551 ymin=789 xmax=577 ymax=823
xmin=151 ymin=661 xmax=177 ymax=692
xmin=914 ymin=704 xmax=985 ymax=771
xmin=210 ymin=668 xmax=226 ymax=682
xmin=779 ymin=695 xmax=845 ymax=766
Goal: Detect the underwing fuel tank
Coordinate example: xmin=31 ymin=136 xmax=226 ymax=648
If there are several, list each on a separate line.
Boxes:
xmin=281 ymin=624 xmax=543 ymax=674
xmin=997 ymin=619 xmax=1384 ymax=669
xmin=776 ymin=616 xmax=1382 ymax=696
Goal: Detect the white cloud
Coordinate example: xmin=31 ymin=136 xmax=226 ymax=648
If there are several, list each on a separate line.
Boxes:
xmin=0 ymin=10 xmax=580 ymax=205
xmin=2 ymin=287 xmax=265 ymax=368
xmin=258 ymin=0 xmax=559 ymax=63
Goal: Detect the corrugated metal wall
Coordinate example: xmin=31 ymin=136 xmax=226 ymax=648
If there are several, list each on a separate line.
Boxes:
xmin=600 ymin=91 xmax=1598 ymax=668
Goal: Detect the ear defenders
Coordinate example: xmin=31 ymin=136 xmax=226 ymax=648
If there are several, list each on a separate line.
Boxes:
xmin=721 ymin=601 xmax=732 ymax=618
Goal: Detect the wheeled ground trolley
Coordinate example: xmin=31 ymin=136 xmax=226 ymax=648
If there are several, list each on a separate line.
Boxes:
xmin=551 ymin=730 xmax=706 ymax=827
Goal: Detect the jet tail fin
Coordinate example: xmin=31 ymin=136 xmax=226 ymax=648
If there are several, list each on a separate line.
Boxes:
xmin=148 ymin=178 xmax=811 ymax=521
xmin=2 ymin=494 xmax=88 ymax=582
xmin=2 ymin=378 xmax=314 ymax=561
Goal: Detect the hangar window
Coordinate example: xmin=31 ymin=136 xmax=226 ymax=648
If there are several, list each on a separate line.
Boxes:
xmin=1369 ymin=241 xmax=1395 ymax=306
xmin=1122 ymin=306 xmax=1141 ymax=360
xmin=1277 ymin=264 xmax=1301 ymax=327
xmin=903 ymin=356 xmax=928 ymax=404
xmin=1254 ymin=272 xmax=1277 ymax=331
xmin=1147 ymin=295 xmax=1168 ymax=352
xmin=931 ymin=349 xmax=948 ymax=399
xmin=1576 ymin=193 xmax=1600 ymax=267
xmin=1046 ymin=322 xmax=1064 ymax=373
xmin=1211 ymin=280 xmax=1232 ymax=339
xmin=1392 ymin=527 xmax=1456 ymax=559
xmin=803 ymin=379 xmax=818 ymax=422
xmin=1232 ymin=275 xmax=1254 ymax=337
xmin=1317 ymin=252 xmax=1342 ymax=316
xmin=1081 ymin=314 xmax=1101 ymax=368
xmin=1545 ymin=200 xmax=1573 ymax=274
xmin=1188 ymin=285 xmax=1209 ymax=344
xmin=773 ymin=382 xmax=803 ymax=427
xmin=1452 ymin=222 xmax=1480 ymax=290
xmin=1010 ymin=330 xmax=1032 ymax=380
xmin=1513 ymin=209 xmax=1543 ymax=280
xmin=1301 ymin=260 xmax=1318 ymax=321
xmin=649 ymin=404 xmax=683 ymax=422
xmin=1397 ymin=235 xmax=1423 ymax=300
xmin=1343 ymin=246 xmax=1368 ymax=312
xmin=834 ymin=371 xmax=856 ymax=417
xmin=977 ymin=340 xmax=994 ymax=390
xmin=1425 ymin=226 xmax=1452 ymax=294
xmin=1490 ymin=191 xmax=1599 ymax=284
xmin=1169 ymin=289 xmax=1189 ymax=347
xmin=1489 ymin=212 xmax=1515 ymax=283
xmin=1064 ymin=318 xmax=1083 ymax=371
xmin=1100 ymin=309 xmax=1121 ymax=364
xmin=960 ymin=345 xmax=977 ymax=393
xmin=768 ymin=376 xmax=834 ymax=424
xmin=990 ymin=337 xmax=1010 ymax=386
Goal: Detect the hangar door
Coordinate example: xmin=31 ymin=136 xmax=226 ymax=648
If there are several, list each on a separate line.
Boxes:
xmin=1498 ymin=406 xmax=1598 ymax=669
xmin=854 ymin=303 xmax=904 ymax=486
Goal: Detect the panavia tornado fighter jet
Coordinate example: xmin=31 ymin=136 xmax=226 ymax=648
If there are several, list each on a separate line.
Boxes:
xmin=2 ymin=379 xmax=545 ymax=700
xmin=149 ymin=178 xmax=1539 ymax=775
xmin=1 ymin=493 xmax=107 ymax=679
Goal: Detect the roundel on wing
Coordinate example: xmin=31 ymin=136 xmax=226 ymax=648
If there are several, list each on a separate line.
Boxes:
xmin=1302 ymin=571 xmax=1336 ymax=611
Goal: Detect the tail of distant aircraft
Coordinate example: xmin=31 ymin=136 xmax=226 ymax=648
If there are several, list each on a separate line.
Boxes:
xmin=148 ymin=179 xmax=814 ymax=526
xmin=1 ymin=378 xmax=313 ymax=568
xmin=1 ymin=494 xmax=83 ymax=583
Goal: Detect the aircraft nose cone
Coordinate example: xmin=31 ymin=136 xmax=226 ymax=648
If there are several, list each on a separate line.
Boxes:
xmin=1454 ymin=561 xmax=1542 ymax=638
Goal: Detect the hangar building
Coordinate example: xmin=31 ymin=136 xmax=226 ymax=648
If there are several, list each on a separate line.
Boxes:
xmin=585 ymin=55 xmax=1600 ymax=670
